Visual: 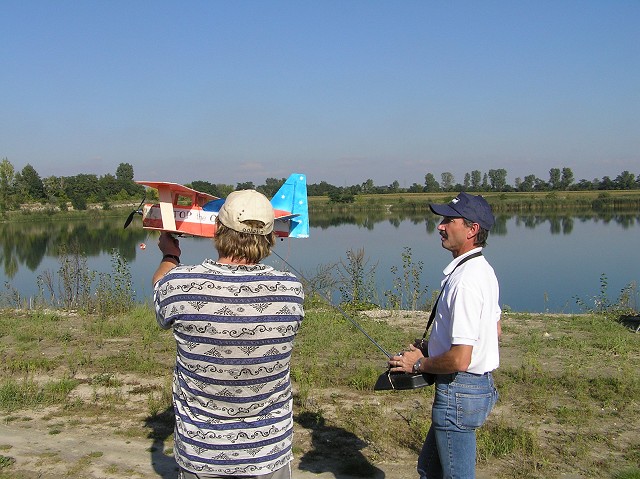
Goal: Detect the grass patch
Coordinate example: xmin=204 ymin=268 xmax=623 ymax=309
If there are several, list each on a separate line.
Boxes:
xmin=614 ymin=470 xmax=640 ymax=479
xmin=291 ymin=310 xmax=640 ymax=477
xmin=477 ymin=419 xmax=539 ymax=460
xmin=0 ymin=304 xmax=638 ymax=477
xmin=0 ymin=377 xmax=79 ymax=412
xmin=291 ymin=308 xmax=417 ymax=389
xmin=0 ymin=455 xmax=15 ymax=468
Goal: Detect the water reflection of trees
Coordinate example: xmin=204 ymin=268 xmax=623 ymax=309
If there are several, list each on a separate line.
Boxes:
xmin=310 ymin=211 xmax=639 ymax=238
xmin=0 ymin=217 xmax=147 ymax=278
xmin=1 ymin=211 xmax=639 ymax=278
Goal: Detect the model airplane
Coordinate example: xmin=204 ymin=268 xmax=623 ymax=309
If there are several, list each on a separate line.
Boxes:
xmin=124 ymin=173 xmax=309 ymax=239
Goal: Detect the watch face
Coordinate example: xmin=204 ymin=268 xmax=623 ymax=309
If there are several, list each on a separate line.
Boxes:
xmin=413 ymin=360 xmax=421 ymax=373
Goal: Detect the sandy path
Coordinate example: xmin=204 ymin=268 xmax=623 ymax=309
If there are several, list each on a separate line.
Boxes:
xmin=0 ymin=420 xmax=421 ymax=478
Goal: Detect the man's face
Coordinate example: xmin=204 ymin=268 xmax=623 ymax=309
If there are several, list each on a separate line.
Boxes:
xmin=437 ymin=216 xmax=476 ymax=257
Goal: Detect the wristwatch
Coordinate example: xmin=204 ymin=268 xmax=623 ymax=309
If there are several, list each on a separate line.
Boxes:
xmin=412 ymin=358 xmax=422 ymax=374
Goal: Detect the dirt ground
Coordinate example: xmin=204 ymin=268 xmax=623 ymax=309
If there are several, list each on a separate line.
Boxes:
xmin=0 ymin=416 xmax=498 ymax=478
xmin=0 ymin=309 xmax=426 ymax=478
xmin=0 ymin=407 xmax=419 ymax=478
xmin=0 ymin=366 xmax=433 ymax=479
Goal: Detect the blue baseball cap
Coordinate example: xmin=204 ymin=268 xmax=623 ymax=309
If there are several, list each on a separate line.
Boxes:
xmin=429 ymin=192 xmax=495 ymax=230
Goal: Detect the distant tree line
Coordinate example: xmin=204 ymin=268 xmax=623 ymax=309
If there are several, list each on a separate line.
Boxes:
xmin=1 ymin=157 xmax=639 ymax=212
xmin=179 ymin=167 xmax=640 ymax=205
xmin=0 ymin=158 xmax=145 ymax=212
xmin=308 ymin=167 xmax=640 ymax=203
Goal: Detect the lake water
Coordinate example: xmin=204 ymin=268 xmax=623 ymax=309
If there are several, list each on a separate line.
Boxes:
xmin=1 ymin=212 xmax=638 ymax=313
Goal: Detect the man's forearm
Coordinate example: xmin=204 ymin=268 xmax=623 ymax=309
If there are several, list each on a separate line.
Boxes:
xmin=152 ymin=256 xmax=179 ymax=284
xmin=419 ymin=344 xmax=473 ymax=374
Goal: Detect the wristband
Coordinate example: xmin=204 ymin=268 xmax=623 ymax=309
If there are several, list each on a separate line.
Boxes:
xmin=162 ymin=254 xmax=180 ymax=264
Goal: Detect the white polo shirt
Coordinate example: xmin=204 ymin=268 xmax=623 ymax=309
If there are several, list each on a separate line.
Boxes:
xmin=428 ymin=247 xmax=501 ymax=374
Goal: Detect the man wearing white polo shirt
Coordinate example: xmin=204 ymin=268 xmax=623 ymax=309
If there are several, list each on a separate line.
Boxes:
xmin=389 ymin=192 xmax=501 ymax=479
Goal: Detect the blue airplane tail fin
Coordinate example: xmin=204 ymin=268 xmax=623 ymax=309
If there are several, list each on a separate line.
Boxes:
xmin=271 ymin=173 xmax=309 ymax=238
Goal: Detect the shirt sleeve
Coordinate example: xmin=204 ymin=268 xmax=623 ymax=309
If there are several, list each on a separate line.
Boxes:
xmin=448 ymin=282 xmax=483 ymax=346
xmin=153 ymin=279 xmax=174 ymax=330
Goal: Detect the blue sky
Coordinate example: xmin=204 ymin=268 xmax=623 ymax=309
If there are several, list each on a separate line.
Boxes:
xmin=1 ymin=1 xmax=638 ymax=187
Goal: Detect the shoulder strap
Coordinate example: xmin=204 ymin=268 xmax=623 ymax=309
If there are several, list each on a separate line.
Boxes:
xmin=422 ymin=251 xmax=483 ymax=339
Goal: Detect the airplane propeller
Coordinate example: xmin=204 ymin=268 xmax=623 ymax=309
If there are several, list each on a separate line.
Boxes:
xmin=123 ymin=195 xmax=146 ymax=229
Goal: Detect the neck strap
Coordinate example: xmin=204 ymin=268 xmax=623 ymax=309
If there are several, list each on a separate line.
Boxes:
xmin=422 ymin=251 xmax=483 ymax=339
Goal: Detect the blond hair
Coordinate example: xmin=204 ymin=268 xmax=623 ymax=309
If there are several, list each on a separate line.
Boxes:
xmin=214 ymin=220 xmax=276 ymax=263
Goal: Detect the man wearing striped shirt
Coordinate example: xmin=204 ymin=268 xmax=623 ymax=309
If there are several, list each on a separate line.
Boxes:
xmin=153 ymin=189 xmax=305 ymax=479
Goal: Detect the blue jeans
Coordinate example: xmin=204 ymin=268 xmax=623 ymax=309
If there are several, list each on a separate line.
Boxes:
xmin=417 ymin=371 xmax=498 ymax=479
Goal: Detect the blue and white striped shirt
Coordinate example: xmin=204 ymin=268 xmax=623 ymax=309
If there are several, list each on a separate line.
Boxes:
xmin=154 ymin=260 xmax=304 ymax=476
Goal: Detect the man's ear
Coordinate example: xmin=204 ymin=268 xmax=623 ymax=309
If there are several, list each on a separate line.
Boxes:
xmin=467 ymin=222 xmax=480 ymax=240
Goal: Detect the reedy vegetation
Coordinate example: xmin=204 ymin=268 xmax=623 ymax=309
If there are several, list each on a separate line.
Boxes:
xmin=3 ymin=242 xmax=134 ymax=316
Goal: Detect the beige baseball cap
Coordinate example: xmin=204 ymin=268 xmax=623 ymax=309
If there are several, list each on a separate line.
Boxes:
xmin=218 ymin=189 xmax=275 ymax=235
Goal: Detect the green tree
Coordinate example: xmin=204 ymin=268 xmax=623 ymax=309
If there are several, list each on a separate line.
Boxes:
xmin=575 ymin=178 xmax=594 ymax=190
xmin=116 ymin=162 xmax=134 ymax=182
xmin=463 ymin=173 xmax=471 ymax=190
xmin=99 ymin=173 xmax=119 ymax=198
xmin=519 ymin=174 xmax=537 ymax=192
xmin=308 ymin=181 xmax=337 ymax=197
xmin=388 ymin=180 xmax=400 ymax=193
xmin=549 ymin=168 xmax=561 ymax=189
xmin=217 ymin=184 xmax=235 ymax=198
xmin=481 ymin=173 xmax=489 ymax=190
xmin=257 ymin=177 xmax=285 ymax=197
xmin=470 ymin=170 xmax=482 ymax=190
xmin=236 ymin=181 xmax=255 ymax=190
xmin=534 ymin=178 xmax=549 ymax=191
xmin=64 ymin=174 xmax=100 ymax=209
xmin=42 ymin=176 xmax=66 ymax=202
xmin=115 ymin=162 xmax=142 ymax=196
xmin=440 ymin=172 xmax=454 ymax=191
xmin=328 ymin=188 xmax=355 ymax=203
xmin=0 ymin=157 xmax=16 ymax=212
xmin=424 ymin=173 xmax=440 ymax=192
xmin=488 ymin=169 xmax=507 ymax=191
xmin=190 ymin=180 xmax=222 ymax=197
xmin=408 ymin=183 xmax=424 ymax=193
xmin=560 ymin=167 xmax=574 ymax=189
xmin=19 ymin=164 xmax=46 ymax=201
xmin=598 ymin=176 xmax=614 ymax=190
xmin=361 ymin=179 xmax=374 ymax=194
xmin=615 ymin=170 xmax=636 ymax=189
